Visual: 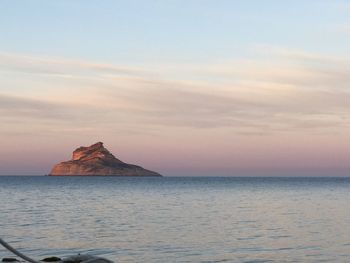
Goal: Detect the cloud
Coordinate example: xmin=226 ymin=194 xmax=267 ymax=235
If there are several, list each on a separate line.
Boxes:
xmin=334 ymin=24 xmax=350 ymax=34
xmin=0 ymin=93 xmax=120 ymax=123
xmin=195 ymin=46 xmax=350 ymax=91
xmin=0 ymin=52 xmax=149 ymax=78
xmin=1 ymin=48 xmax=350 ymax=136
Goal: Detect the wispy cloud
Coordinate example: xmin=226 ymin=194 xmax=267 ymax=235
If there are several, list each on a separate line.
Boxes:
xmin=1 ymin=49 xmax=350 ymax=136
xmin=334 ymin=24 xmax=350 ymax=34
xmin=0 ymin=52 xmax=149 ymax=78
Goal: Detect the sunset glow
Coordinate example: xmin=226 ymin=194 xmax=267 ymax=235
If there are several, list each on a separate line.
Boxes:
xmin=1 ymin=1 xmax=350 ymax=176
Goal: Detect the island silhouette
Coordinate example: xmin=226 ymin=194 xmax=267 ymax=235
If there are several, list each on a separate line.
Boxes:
xmin=49 ymin=142 xmax=162 ymax=177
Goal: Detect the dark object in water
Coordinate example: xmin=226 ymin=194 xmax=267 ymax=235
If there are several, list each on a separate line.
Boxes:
xmin=2 ymin=258 xmax=20 ymax=262
xmin=0 ymin=239 xmax=37 ymax=263
xmin=62 ymin=255 xmax=113 ymax=263
xmin=40 ymin=258 xmax=61 ymax=262
xmin=0 ymin=238 xmax=114 ymax=263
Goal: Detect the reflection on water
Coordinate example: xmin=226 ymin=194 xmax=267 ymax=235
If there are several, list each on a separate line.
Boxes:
xmin=1 ymin=176 xmax=350 ymax=262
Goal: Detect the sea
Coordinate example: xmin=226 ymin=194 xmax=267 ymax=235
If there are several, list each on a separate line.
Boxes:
xmin=1 ymin=176 xmax=350 ymax=263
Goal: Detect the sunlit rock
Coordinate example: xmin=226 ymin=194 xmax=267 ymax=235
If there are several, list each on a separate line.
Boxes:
xmin=49 ymin=142 xmax=162 ymax=177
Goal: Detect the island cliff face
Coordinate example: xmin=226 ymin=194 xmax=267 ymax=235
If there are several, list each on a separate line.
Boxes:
xmin=49 ymin=142 xmax=162 ymax=176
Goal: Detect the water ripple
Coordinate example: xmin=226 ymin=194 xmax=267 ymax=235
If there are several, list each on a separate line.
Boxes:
xmin=1 ymin=176 xmax=350 ymax=262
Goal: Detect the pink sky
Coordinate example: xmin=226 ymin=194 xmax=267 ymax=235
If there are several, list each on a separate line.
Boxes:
xmin=1 ymin=1 xmax=350 ymax=176
xmin=1 ymin=49 xmax=350 ymax=176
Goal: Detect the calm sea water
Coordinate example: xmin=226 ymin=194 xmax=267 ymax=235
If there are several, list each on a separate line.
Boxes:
xmin=1 ymin=176 xmax=350 ymax=263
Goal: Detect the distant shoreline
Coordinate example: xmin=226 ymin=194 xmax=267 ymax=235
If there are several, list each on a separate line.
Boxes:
xmin=1 ymin=175 xmax=350 ymax=178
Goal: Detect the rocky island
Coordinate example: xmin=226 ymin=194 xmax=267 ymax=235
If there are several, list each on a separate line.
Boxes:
xmin=49 ymin=142 xmax=162 ymax=177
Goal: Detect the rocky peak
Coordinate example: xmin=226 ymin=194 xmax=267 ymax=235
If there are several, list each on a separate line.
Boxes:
xmin=73 ymin=142 xmax=113 ymax=161
xmin=49 ymin=142 xmax=162 ymax=176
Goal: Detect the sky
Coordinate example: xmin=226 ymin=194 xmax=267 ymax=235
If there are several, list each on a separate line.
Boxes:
xmin=1 ymin=0 xmax=350 ymax=176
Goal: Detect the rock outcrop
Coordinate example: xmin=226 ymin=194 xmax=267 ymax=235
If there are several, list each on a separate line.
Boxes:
xmin=49 ymin=142 xmax=162 ymax=176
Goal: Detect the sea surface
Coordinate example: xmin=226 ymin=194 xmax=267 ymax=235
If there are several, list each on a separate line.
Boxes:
xmin=1 ymin=176 xmax=350 ymax=263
